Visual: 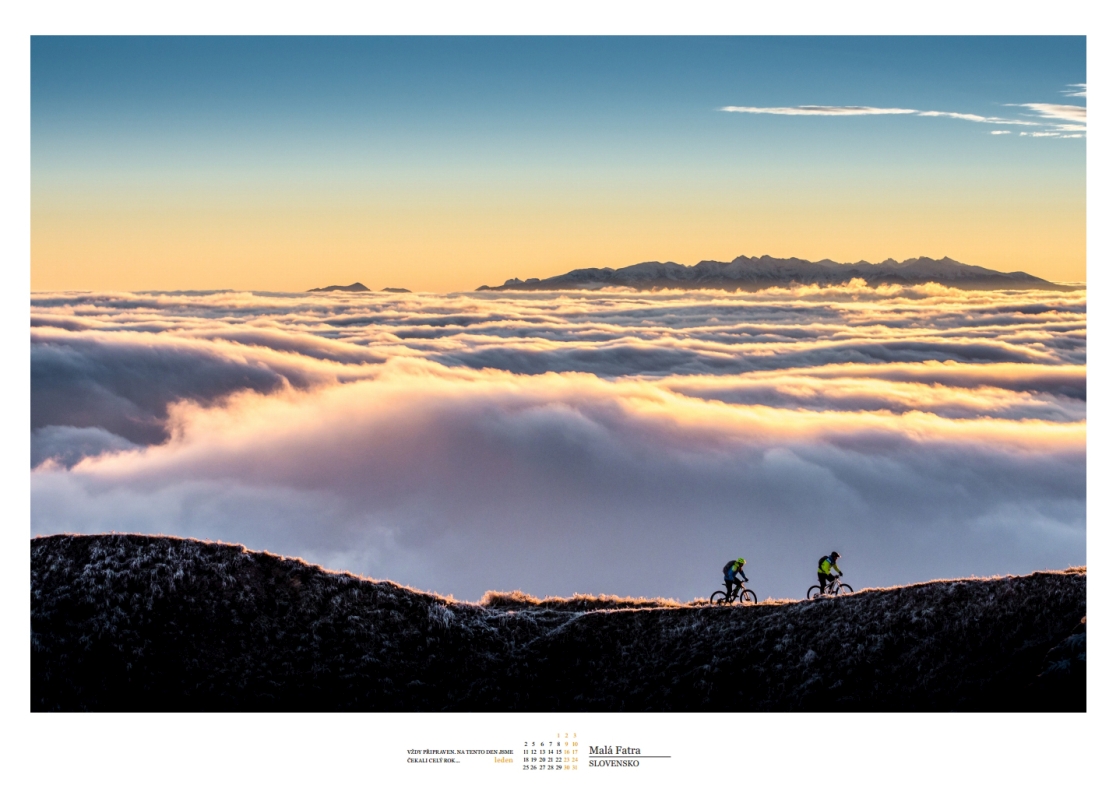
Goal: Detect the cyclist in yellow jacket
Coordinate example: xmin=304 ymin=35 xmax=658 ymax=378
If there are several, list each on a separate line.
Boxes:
xmin=723 ymin=557 xmax=748 ymax=600
xmin=817 ymin=552 xmax=842 ymax=594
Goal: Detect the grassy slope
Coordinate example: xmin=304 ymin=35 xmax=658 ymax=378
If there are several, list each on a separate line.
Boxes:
xmin=31 ymin=534 xmax=1085 ymax=712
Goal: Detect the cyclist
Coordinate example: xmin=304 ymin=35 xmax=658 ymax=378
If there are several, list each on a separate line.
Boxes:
xmin=817 ymin=552 xmax=842 ymax=594
xmin=723 ymin=557 xmax=748 ymax=600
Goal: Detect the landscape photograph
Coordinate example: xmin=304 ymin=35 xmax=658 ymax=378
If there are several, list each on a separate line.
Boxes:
xmin=30 ymin=36 xmax=1086 ymax=713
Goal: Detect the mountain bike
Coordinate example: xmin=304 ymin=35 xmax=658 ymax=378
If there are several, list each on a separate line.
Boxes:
xmin=710 ymin=581 xmax=758 ymax=605
xmin=807 ymin=577 xmax=853 ymax=599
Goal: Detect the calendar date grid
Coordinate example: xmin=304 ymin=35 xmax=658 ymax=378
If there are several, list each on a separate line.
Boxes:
xmin=521 ymin=732 xmax=579 ymax=772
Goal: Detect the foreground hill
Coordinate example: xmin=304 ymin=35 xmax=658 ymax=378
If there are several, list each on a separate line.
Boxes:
xmin=31 ymin=535 xmax=1085 ymax=711
xmin=477 ymin=255 xmax=1073 ymax=292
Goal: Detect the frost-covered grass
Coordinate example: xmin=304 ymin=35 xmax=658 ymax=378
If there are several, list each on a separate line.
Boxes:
xmin=480 ymin=590 xmax=687 ymax=611
xmin=32 ymin=534 xmax=1085 ymax=712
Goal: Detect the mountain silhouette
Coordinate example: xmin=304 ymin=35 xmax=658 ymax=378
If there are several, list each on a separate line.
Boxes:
xmin=308 ymin=282 xmax=371 ymax=292
xmin=478 ymin=256 xmax=1074 ymax=292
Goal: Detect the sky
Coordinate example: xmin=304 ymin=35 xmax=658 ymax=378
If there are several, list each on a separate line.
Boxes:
xmin=31 ymin=284 xmax=1085 ymax=601
xmin=31 ymin=36 xmax=1086 ymax=292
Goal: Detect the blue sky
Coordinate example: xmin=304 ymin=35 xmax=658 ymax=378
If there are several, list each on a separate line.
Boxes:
xmin=31 ymin=36 xmax=1086 ymax=290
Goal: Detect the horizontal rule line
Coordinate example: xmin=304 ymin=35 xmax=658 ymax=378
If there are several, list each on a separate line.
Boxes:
xmin=587 ymin=755 xmax=672 ymax=758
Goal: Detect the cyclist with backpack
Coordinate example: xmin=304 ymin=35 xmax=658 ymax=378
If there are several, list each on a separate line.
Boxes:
xmin=817 ymin=552 xmax=842 ymax=594
xmin=723 ymin=557 xmax=748 ymax=600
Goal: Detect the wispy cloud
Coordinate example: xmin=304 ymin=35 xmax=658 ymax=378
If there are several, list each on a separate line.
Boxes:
xmin=721 ymin=92 xmax=1086 ymax=138
xmin=719 ymin=105 xmax=917 ymax=116
xmin=916 ymin=111 xmax=1038 ymax=126
xmin=1016 ymin=103 xmax=1086 ymax=124
xmin=990 ymin=130 xmax=1011 ymax=135
xmin=719 ymin=106 xmax=919 ymax=117
xmin=1005 ymin=103 xmax=1087 ymax=138
xmin=719 ymin=105 xmax=1034 ymax=126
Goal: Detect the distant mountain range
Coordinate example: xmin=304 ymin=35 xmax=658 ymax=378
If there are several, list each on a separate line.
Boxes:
xmin=477 ymin=256 xmax=1075 ymax=292
xmin=308 ymin=282 xmax=410 ymax=293
xmin=309 ymin=282 xmax=370 ymax=292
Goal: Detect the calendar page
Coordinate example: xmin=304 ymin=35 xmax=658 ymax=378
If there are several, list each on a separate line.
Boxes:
xmin=21 ymin=23 xmax=1091 ymax=792
xmin=397 ymin=718 xmax=680 ymax=781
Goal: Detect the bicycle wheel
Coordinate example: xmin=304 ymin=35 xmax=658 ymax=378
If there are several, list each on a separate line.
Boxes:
xmin=836 ymin=583 xmax=853 ymax=595
xmin=740 ymin=589 xmax=757 ymax=604
xmin=710 ymin=591 xmax=728 ymax=605
xmin=807 ymin=585 xmax=822 ymax=600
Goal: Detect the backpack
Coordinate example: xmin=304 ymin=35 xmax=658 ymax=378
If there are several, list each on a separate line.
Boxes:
xmin=818 ymin=555 xmax=831 ymax=569
xmin=723 ymin=560 xmax=736 ymax=576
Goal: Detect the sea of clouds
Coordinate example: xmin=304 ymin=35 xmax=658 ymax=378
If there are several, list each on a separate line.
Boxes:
xmin=31 ymin=283 xmax=1086 ymax=601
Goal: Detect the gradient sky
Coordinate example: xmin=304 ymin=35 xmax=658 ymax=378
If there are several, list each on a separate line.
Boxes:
xmin=31 ymin=36 xmax=1086 ymax=292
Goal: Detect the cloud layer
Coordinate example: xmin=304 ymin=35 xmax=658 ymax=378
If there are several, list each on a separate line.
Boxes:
xmin=31 ymin=285 xmax=1086 ymax=600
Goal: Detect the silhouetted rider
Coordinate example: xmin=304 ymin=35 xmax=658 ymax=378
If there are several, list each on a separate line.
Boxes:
xmin=723 ymin=557 xmax=748 ymax=599
xmin=818 ymin=552 xmax=842 ymax=594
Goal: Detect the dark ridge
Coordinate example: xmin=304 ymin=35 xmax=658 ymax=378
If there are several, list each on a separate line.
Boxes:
xmin=307 ymin=282 xmax=371 ymax=292
xmin=380 ymin=287 xmax=411 ymax=293
xmin=31 ymin=534 xmax=1085 ymax=712
xmin=476 ymin=256 xmax=1078 ymax=293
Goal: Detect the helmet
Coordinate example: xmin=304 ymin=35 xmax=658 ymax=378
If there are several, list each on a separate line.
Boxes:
xmin=830 ymin=551 xmax=841 ymax=560
xmin=736 ymin=557 xmax=746 ymax=565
